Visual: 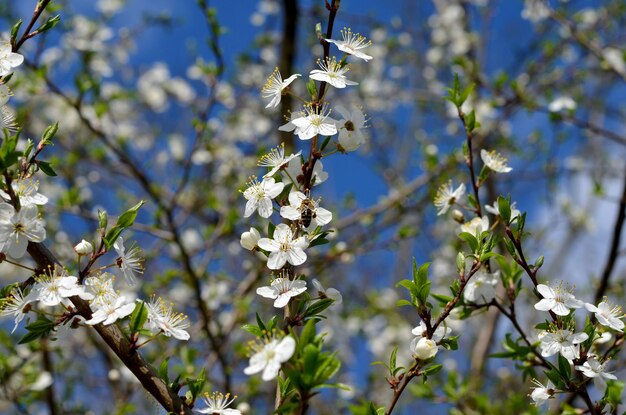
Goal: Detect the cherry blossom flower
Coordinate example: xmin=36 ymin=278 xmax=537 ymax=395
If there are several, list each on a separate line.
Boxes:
xmin=0 ymin=203 xmax=46 ymax=258
xmin=312 ymin=278 xmax=342 ymax=305
xmin=548 ymin=96 xmax=576 ymax=112
xmin=280 ymin=191 xmax=332 ymax=230
xmin=411 ymin=320 xmax=450 ymax=345
xmin=85 ymin=296 xmax=135 ymax=326
xmin=84 ymin=273 xmax=117 ymax=307
xmin=261 ymin=67 xmax=300 ymax=109
xmin=530 ymin=379 xmax=556 ymax=406
xmin=242 ymin=176 xmax=284 ymax=218
xmin=325 ymin=27 xmax=373 ymax=61
xmin=335 ymin=105 xmax=367 ymax=152
xmin=575 ymin=356 xmax=617 ymax=392
xmin=433 ymin=181 xmax=465 ymax=215
xmin=464 ymin=270 xmax=498 ymax=303
xmin=34 ymin=268 xmax=94 ymax=307
xmin=144 ymin=296 xmax=191 ymax=341
xmin=0 ymin=287 xmax=35 ymax=333
xmin=480 ymin=149 xmax=512 ymax=173
xmin=0 ymin=41 xmax=24 ymax=77
xmin=240 ymin=227 xmax=260 ymax=251
xmin=309 ymin=57 xmax=358 ymax=89
xmin=290 ymin=105 xmax=338 ymax=140
xmin=460 ymin=216 xmax=489 ymax=235
xmin=0 ymin=178 xmax=48 ymax=207
xmin=256 ymin=277 xmax=307 ymax=308
xmin=113 ymin=237 xmax=144 ymax=285
xmin=257 ymin=223 xmax=308 ymax=269
xmin=243 ymin=336 xmax=295 ymax=381
xmin=534 ymin=283 xmax=583 ymax=316
xmin=538 ymin=328 xmax=588 ymax=361
xmin=585 ymin=300 xmax=624 ymax=332
xmin=258 ymin=143 xmax=301 ymax=178
xmin=196 ymin=392 xmax=241 ymax=415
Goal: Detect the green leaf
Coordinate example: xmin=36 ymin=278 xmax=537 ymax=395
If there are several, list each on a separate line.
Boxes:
xmin=557 ymin=354 xmax=571 ymax=379
xmin=304 ymin=298 xmax=335 ymax=318
xmin=497 ymin=195 xmax=511 ymax=223
xmin=37 ymin=160 xmax=57 ymax=176
xmin=458 ymin=232 xmax=478 ymax=252
xmin=129 ymin=301 xmax=148 ymax=333
xmin=18 ymin=316 xmax=55 ymax=344
xmin=41 ymin=122 xmax=59 ymax=144
xmin=396 ymin=299 xmax=413 ymax=307
xmin=10 ymin=19 xmax=22 ymax=43
xmin=240 ymin=324 xmax=263 ymax=337
xmin=158 ymin=358 xmax=170 ymax=384
xmin=422 ymin=363 xmax=443 ymax=376
xmin=116 ymin=200 xmax=145 ymax=228
xmin=267 ymin=221 xmax=276 ymax=239
xmin=35 ymin=14 xmax=61 ymax=34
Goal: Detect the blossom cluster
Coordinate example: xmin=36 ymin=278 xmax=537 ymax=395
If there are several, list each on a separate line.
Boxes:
xmin=239 ymin=26 xmax=374 ymax=384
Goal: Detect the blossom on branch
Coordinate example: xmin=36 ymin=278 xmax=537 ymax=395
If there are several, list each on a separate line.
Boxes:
xmin=256 ymin=277 xmax=307 ymax=308
xmin=585 ymin=300 xmax=625 ymax=332
xmin=242 ymin=176 xmax=284 ymax=218
xmin=480 ymin=149 xmax=512 ymax=173
xmin=538 ymin=328 xmax=588 ymax=361
xmin=0 ymin=203 xmax=46 ymax=258
xmin=325 ymin=27 xmax=373 ymax=61
xmin=290 ymin=104 xmax=338 ymax=140
xmin=280 ymin=191 xmax=332 ymax=230
xmin=0 ymin=41 xmax=24 ymax=77
xmin=257 ymin=223 xmax=308 ymax=269
xmin=309 ymin=57 xmax=358 ymax=89
xmin=258 ymin=143 xmax=301 ymax=178
xmin=113 ymin=237 xmax=144 ymax=285
xmin=433 ymin=181 xmax=465 ymax=215
xmin=144 ymin=296 xmax=191 ymax=341
xmin=243 ymin=336 xmax=295 ymax=381
xmin=534 ymin=283 xmax=583 ymax=316
xmin=261 ymin=67 xmax=300 ymax=109
xmin=196 ymin=391 xmax=241 ymax=415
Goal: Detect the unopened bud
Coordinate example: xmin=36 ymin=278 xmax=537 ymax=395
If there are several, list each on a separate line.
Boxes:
xmin=412 ymin=337 xmax=438 ymax=360
xmin=74 ymin=239 xmax=93 ymax=256
xmin=240 ymin=227 xmax=261 ymax=251
xmin=452 ymin=209 xmax=465 ymax=224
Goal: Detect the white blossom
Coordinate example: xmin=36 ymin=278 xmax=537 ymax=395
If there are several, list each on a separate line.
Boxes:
xmin=0 ymin=203 xmax=46 ymax=258
xmin=242 ymin=177 xmax=284 ymax=218
xmin=258 ymin=143 xmax=301 ymax=178
xmin=113 ymin=237 xmax=144 ymax=285
xmin=243 ymin=336 xmax=295 ymax=381
xmin=312 ymin=278 xmax=342 ymax=305
xmin=485 ymin=200 xmax=521 ymax=221
xmin=34 ymin=268 xmax=94 ymax=307
xmin=0 ymin=41 xmax=24 ymax=76
xmin=0 ymin=287 xmax=35 ymax=333
xmin=335 ymin=105 xmax=367 ymax=152
xmin=538 ymin=329 xmax=588 ymax=361
xmin=575 ymin=356 xmax=617 ymax=392
xmin=530 ymin=379 xmax=556 ymax=406
xmin=480 ymin=149 xmax=512 ymax=173
xmin=534 ymin=283 xmax=583 ymax=316
xmin=85 ymin=296 xmax=135 ymax=326
xmin=261 ymin=67 xmax=300 ymax=109
xmin=290 ymin=105 xmax=338 ymax=140
xmin=256 ymin=277 xmax=307 ymax=308
xmin=309 ymin=57 xmax=358 ymax=89
xmin=282 ymin=157 xmax=328 ymax=187
xmin=433 ymin=182 xmax=465 ymax=215
xmin=257 ymin=224 xmax=308 ymax=269
xmin=144 ymin=296 xmax=191 ymax=341
xmin=195 ymin=392 xmax=241 ymax=415
xmin=585 ymin=300 xmax=624 ymax=332
xmin=464 ymin=270 xmax=498 ymax=303
xmin=0 ymin=178 xmax=48 ymax=207
xmin=548 ymin=96 xmax=577 ymax=112
xmin=326 ymin=28 xmax=373 ymax=61
xmin=460 ymin=216 xmax=489 ymax=235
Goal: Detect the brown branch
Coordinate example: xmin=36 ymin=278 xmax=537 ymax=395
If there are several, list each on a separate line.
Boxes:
xmin=27 ymin=242 xmax=192 ymax=415
xmin=279 ymin=0 xmax=299 ymax=152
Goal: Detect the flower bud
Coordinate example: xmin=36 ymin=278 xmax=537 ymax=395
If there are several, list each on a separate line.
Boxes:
xmin=74 ymin=239 xmax=93 ymax=256
xmin=240 ymin=227 xmax=260 ymax=251
xmin=452 ymin=209 xmax=464 ymax=224
xmin=412 ymin=337 xmax=438 ymax=360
